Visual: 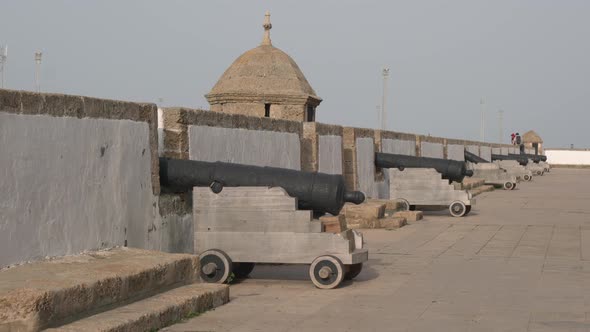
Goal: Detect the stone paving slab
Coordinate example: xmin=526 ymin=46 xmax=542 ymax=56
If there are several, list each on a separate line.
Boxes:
xmin=0 ymin=248 xmax=199 ymax=330
xmin=165 ymin=169 xmax=590 ymax=332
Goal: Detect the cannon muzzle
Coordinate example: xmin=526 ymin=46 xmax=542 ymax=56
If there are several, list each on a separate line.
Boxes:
xmin=375 ymin=152 xmax=472 ymax=183
xmin=159 ymin=157 xmax=364 ymax=216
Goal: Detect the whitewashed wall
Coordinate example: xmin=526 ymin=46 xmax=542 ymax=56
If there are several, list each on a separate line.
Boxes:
xmin=545 ymin=150 xmax=590 ymax=165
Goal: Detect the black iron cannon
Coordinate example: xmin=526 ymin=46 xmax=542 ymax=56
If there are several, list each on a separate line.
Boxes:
xmin=374 ymin=152 xmax=474 ymax=183
xmin=491 ymin=154 xmax=529 ymax=166
xmin=159 ymin=157 xmax=365 ymax=216
xmin=464 ymin=150 xmax=489 ymax=164
xmin=509 ymin=153 xmax=546 ymax=163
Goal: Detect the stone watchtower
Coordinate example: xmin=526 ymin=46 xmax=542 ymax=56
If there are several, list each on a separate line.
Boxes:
xmin=205 ymin=12 xmax=322 ymax=122
xmin=522 ymin=130 xmax=544 ymax=154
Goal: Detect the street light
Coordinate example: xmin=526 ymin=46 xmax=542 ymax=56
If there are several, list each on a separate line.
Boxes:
xmin=0 ymin=45 xmax=7 ymax=88
xmin=34 ymin=51 xmax=42 ymax=92
xmin=381 ymin=68 xmax=390 ymax=130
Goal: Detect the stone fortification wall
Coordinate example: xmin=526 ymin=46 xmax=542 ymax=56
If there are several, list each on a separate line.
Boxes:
xmin=1 ymin=89 xmax=535 ymax=267
xmin=419 ymin=136 xmax=445 ymax=159
xmin=0 ymin=89 xmax=160 ymax=268
xmin=480 ymin=146 xmax=492 ymax=161
xmin=161 ymin=107 xmax=302 ymax=169
xmin=302 ymin=122 xmax=344 ymax=174
xmin=379 ymin=130 xmax=417 ymax=156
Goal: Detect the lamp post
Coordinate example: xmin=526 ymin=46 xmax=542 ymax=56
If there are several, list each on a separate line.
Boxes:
xmin=381 ymin=68 xmax=390 ymax=130
xmin=35 ymin=51 xmax=42 ymax=92
xmin=0 ymin=45 xmax=7 ymax=88
xmin=498 ymin=109 xmax=504 ymax=143
xmin=480 ymin=97 xmax=486 ymax=142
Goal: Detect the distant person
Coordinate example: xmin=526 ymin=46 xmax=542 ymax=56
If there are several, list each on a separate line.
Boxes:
xmin=511 ymin=133 xmax=516 ymax=145
xmin=515 ymin=133 xmax=524 ymax=153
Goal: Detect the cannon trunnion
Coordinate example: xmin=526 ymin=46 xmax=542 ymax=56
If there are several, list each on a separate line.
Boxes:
xmin=160 ymin=157 xmax=364 ymax=216
xmin=375 ymin=152 xmax=473 ymax=183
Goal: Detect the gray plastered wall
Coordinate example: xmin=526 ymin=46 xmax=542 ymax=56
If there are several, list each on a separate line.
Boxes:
xmin=447 ymin=144 xmax=465 ymax=161
xmin=0 ymin=89 xmax=166 ymax=267
xmin=355 ymin=137 xmax=388 ymax=199
xmin=466 ymin=145 xmax=479 ymax=155
xmin=480 ymin=146 xmax=492 ymax=161
xmin=381 ymin=138 xmax=416 ymax=156
xmin=420 ymin=141 xmax=444 ymax=158
xmin=188 ymin=125 xmax=301 ymax=170
xmin=318 ymin=135 xmax=343 ymax=174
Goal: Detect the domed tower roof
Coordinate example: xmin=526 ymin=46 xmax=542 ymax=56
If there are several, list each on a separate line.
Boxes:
xmin=523 ymin=130 xmax=543 ymax=143
xmin=206 ymin=12 xmax=321 ymax=107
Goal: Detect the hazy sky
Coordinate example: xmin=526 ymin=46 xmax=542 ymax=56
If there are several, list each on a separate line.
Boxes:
xmin=1 ymin=1 xmax=589 ymax=147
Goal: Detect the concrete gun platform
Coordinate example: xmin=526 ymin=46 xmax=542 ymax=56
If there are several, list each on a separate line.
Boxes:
xmin=0 ymin=248 xmax=228 ymax=331
xmin=164 ymin=168 xmax=590 ymax=331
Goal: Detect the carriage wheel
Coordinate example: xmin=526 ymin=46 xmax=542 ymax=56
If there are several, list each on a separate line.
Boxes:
xmin=309 ymin=255 xmax=345 ymax=289
xmin=233 ymin=262 xmax=255 ymax=279
xmin=449 ymin=201 xmax=467 ymax=217
xmin=199 ymin=249 xmax=233 ymax=284
xmin=344 ymin=263 xmax=363 ymax=280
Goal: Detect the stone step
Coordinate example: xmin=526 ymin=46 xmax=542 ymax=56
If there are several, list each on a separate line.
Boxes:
xmin=470 ymin=185 xmax=495 ymax=197
xmin=47 ymin=283 xmax=229 ymax=332
xmin=367 ymin=199 xmax=406 ymax=216
xmin=343 ymin=202 xmax=386 ymax=219
xmin=0 ymin=248 xmax=200 ymax=331
xmin=460 ymin=177 xmax=486 ymax=190
xmin=379 ymin=217 xmax=407 ymax=230
xmin=393 ymin=210 xmax=424 ymax=222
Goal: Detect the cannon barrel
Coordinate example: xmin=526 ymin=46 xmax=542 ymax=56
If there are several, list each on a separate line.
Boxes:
xmin=374 ymin=152 xmax=473 ymax=183
xmin=509 ymin=153 xmax=546 ymax=163
xmin=464 ymin=150 xmax=489 ymax=164
xmin=491 ymin=154 xmax=529 ymax=166
xmin=159 ymin=158 xmax=365 ymax=216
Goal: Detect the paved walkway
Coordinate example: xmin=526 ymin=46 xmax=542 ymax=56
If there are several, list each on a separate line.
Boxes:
xmin=166 ymin=168 xmax=590 ymax=332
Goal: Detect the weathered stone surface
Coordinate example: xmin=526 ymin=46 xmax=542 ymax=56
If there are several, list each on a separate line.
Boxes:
xmin=461 ymin=177 xmax=486 ymax=190
xmin=470 ymin=184 xmax=495 ymax=196
xmin=319 ymin=214 xmax=347 ymax=233
xmin=0 ymin=248 xmax=200 ymax=331
xmin=379 ymin=217 xmax=407 ymax=229
xmin=393 ymin=210 xmax=424 ymax=222
xmin=344 ymin=202 xmax=385 ymax=220
xmin=46 ymin=283 xmax=228 ymax=332
xmin=368 ymin=199 xmax=404 ymax=215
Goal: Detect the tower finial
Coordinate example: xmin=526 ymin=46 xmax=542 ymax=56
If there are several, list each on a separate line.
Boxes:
xmin=261 ymin=11 xmax=272 ymax=46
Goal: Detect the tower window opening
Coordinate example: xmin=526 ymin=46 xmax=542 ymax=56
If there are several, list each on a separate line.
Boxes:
xmin=306 ymin=105 xmax=315 ymax=122
xmin=264 ymin=104 xmax=271 ymax=117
